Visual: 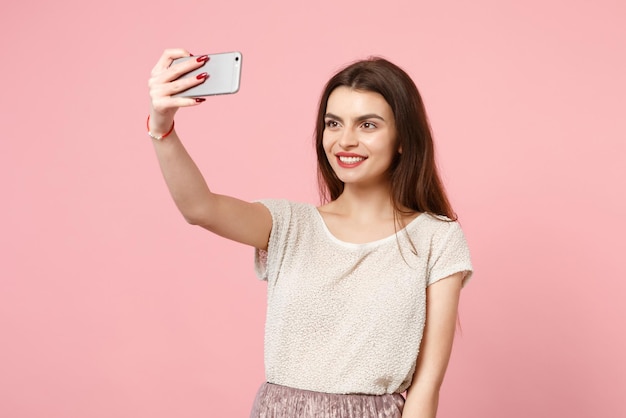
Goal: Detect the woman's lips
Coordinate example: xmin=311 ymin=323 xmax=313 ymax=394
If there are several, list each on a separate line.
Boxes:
xmin=336 ymin=153 xmax=367 ymax=167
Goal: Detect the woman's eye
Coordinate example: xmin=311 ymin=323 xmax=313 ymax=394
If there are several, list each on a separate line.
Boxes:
xmin=325 ymin=120 xmax=338 ymax=128
xmin=362 ymin=122 xmax=376 ymax=129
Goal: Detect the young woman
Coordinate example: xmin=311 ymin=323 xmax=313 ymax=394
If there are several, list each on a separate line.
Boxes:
xmin=147 ymin=49 xmax=473 ymax=418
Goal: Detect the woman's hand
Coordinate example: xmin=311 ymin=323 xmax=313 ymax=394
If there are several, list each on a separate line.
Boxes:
xmin=147 ymin=48 xmax=208 ymax=135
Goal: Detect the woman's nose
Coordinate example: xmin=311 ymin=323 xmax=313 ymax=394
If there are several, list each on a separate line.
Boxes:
xmin=338 ymin=129 xmax=358 ymax=148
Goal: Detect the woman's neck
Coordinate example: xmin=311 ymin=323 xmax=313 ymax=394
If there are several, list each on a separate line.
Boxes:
xmin=317 ymin=183 xmax=419 ymax=244
xmin=326 ymin=183 xmax=396 ymax=221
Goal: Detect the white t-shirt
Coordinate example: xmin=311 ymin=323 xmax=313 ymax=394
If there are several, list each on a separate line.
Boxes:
xmin=255 ymin=199 xmax=473 ymax=395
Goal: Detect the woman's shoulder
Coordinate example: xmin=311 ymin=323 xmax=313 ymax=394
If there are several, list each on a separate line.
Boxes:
xmin=257 ymin=198 xmax=316 ymax=208
xmin=407 ymin=212 xmax=466 ymax=242
xmin=256 ymin=198 xmax=318 ymax=219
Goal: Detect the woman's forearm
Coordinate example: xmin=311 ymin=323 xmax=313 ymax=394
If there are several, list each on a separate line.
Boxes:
xmin=151 ymin=129 xmax=216 ymax=225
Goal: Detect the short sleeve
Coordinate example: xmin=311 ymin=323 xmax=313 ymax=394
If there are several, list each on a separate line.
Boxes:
xmin=254 ymin=199 xmax=293 ymax=282
xmin=427 ymin=221 xmax=473 ymax=287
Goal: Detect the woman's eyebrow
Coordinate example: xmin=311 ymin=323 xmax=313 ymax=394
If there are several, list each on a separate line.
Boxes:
xmin=325 ymin=113 xmax=386 ymax=122
xmin=324 ymin=113 xmax=343 ymax=122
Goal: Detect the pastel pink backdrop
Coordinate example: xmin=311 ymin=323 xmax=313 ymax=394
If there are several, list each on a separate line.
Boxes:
xmin=1 ymin=0 xmax=624 ymax=417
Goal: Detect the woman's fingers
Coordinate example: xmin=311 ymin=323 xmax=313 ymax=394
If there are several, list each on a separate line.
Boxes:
xmin=149 ymin=49 xmax=210 ymax=113
xmin=149 ymin=69 xmax=208 ymax=98
xmin=151 ymin=48 xmax=191 ymax=75
xmin=151 ymin=52 xmax=209 ymax=84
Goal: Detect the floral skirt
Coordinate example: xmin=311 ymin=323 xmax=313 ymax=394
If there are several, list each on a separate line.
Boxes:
xmin=250 ymin=382 xmax=405 ymax=418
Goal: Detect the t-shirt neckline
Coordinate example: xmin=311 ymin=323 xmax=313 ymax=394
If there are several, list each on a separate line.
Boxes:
xmin=311 ymin=205 xmax=426 ymax=249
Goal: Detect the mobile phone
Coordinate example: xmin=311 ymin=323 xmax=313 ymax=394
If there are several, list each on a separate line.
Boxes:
xmin=172 ymin=51 xmax=242 ymax=97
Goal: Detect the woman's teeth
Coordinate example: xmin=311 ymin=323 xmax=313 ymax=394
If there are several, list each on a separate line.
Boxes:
xmin=339 ymin=156 xmax=365 ymax=163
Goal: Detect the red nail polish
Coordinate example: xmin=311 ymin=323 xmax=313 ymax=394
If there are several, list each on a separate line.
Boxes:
xmin=195 ymin=98 xmax=206 ymax=103
xmin=196 ymin=55 xmax=209 ymax=63
xmin=196 ymin=72 xmax=208 ymax=80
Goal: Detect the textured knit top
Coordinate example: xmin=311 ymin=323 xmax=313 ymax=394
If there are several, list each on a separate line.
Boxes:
xmin=254 ymin=199 xmax=473 ymax=395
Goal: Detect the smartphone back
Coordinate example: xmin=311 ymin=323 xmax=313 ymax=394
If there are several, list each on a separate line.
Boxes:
xmin=172 ymin=51 xmax=242 ymax=97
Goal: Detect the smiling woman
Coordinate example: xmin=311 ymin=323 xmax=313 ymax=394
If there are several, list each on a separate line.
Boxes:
xmin=147 ymin=50 xmax=473 ymax=418
xmin=322 ymin=87 xmax=399 ymax=189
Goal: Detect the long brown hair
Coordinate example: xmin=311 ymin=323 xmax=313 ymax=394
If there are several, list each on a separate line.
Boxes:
xmin=315 ymin=57 xmax=457 ymax=221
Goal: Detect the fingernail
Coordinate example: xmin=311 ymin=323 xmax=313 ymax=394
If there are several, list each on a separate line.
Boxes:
xmin=195 ymin=98 xmax=206 ymax=103
xmin=196 ymin=55 xmax=209 ymax=63
xmin=196 ymin=72 xmax=208 ymax=80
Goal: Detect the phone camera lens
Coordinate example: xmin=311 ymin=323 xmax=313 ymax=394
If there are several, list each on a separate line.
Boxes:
xmin=235 ymin=56 xmax=239 ymax=61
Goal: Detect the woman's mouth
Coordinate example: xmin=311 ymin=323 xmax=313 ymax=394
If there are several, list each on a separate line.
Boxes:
xmin=336 ymin=154 xmax=367 ymax=167
xmin=339 ymin=156 xmax=365 ymax=164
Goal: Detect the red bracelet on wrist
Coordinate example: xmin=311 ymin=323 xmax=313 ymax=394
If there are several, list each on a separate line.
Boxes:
xmin=147 ymin=115 xmax=175 ymax=140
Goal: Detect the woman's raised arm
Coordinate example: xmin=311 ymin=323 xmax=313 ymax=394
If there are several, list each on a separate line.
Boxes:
xmin=148 ymin=48 xmax=272 ymax=250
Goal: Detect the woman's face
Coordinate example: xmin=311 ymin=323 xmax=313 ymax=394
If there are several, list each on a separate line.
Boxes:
xmin=322 ymin=87 xmax=399 ymax=188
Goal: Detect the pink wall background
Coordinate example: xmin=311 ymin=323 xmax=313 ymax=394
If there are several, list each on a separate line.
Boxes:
xmin=1 ymin=0 xmax=625 ymax=417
